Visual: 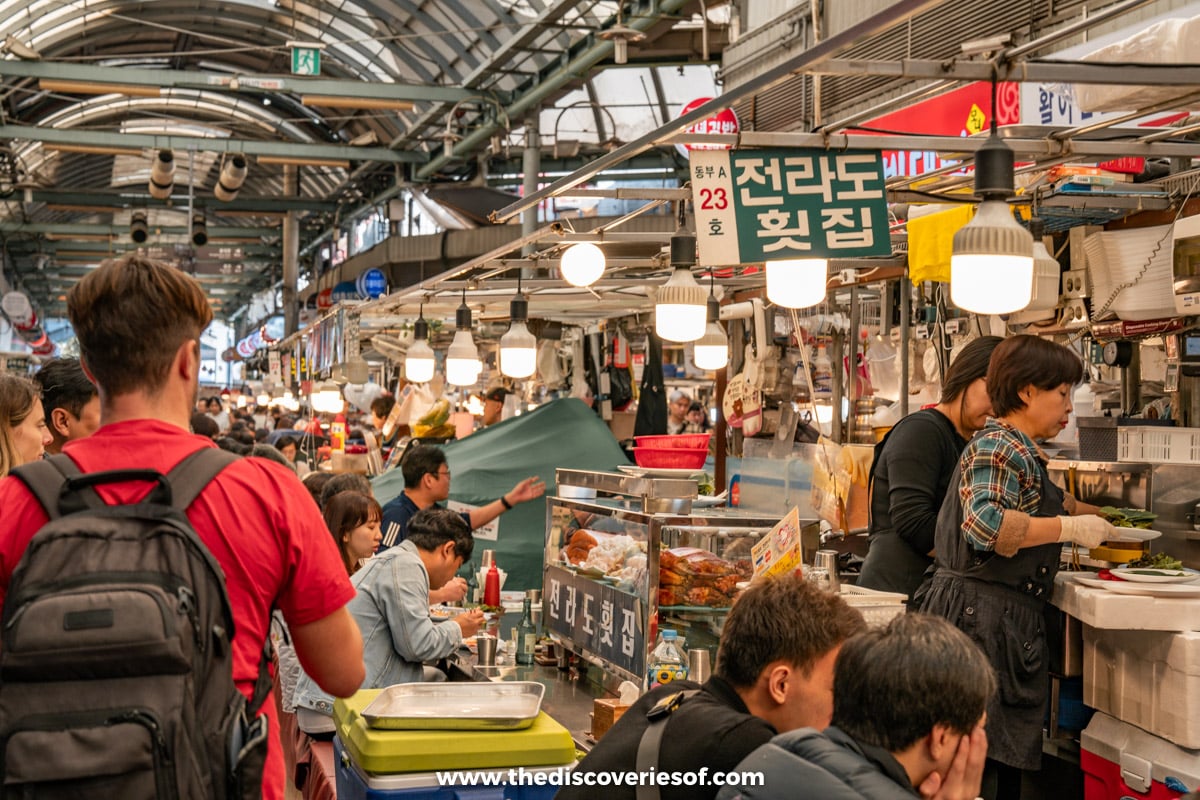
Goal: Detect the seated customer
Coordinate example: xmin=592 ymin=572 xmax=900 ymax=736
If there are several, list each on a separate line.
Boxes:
xmin=718 ymin=614 xmax=994 ymax=800
xmin=556 ymin=576 xmax=866 ymax=800
xmin=292 ymin=507 xmax=485 ymax=733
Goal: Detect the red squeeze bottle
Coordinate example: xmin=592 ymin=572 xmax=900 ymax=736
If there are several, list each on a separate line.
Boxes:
xmin=483 ymin=561 xmax=501 ymax=608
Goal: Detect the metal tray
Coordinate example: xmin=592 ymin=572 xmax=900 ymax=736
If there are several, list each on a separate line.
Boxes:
xmin=361 ymin=682 xmax=546 ymax=731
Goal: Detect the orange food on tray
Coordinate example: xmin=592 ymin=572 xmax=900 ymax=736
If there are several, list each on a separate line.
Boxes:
xmin=658 ymin=547 xmax=750 ymax=608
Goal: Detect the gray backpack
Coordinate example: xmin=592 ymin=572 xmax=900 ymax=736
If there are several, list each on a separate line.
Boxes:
xmin=0 ymin=448 xmax=272 ymax=799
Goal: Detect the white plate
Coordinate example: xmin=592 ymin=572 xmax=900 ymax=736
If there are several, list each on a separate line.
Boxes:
xmin=617 ymin=465 xmax=705 ymax=478
xmin=1101 ymin=581 xmax=1200 ymax=598
xmin=430 ymin=605 xmax=467 ymax=621
xmin=1112 ymin=566 xmax=1200 ymax=584
xmin=1071 ymin=575 xmax=1112 ymax=590
xmin=692 ymin=492 xmax=728 ymax=507
xmin=1104 ymin=528 xmax=1163 ymax=543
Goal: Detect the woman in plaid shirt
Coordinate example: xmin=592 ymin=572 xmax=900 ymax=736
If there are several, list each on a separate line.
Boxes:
xmin=917 ymin=335 xmax=1118 ymax=800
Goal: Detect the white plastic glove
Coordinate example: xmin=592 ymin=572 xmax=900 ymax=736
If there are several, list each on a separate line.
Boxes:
xmin=1057 ymin=515 xmax=1117 ymax=549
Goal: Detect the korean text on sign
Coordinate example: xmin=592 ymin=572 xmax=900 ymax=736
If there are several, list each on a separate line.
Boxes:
xmin=690 ymin=148 xmax=891 ymax=266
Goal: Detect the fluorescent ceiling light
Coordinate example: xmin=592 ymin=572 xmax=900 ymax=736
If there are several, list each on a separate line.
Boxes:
xmin=301 ymin=95 xmax=415 ymax=112
xmin=39 ymin=78 xmax=161 ymax=98
xmin=44 ymin=143 xmax=144 ymax=157
xmin=257 ymin=155 xmax=350 ymax=169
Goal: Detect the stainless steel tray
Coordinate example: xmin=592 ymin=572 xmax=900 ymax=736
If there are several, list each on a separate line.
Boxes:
xmin=361 ymin=682 xmax=546 ymax=731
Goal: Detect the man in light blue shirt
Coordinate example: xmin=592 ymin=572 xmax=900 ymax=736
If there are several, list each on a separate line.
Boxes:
xmin=293 ymin=508 xmax=486 ymax=731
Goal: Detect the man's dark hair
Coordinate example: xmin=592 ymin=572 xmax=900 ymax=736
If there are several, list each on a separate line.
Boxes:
xmin=407 ymin=507 xmax=473 ymax=561
xmin=371 ymin=395 xmax=395 ymax=419
xmin=274 ymin=434 xmax=299 ymax=451
xmin=716 ymin=575 xmax=866 ymax=689
xmin=254 ymin=428 xmax=269 ymax=443
xmin=987 ymin=334 xmax=1084 ymax=417
xmin=250 ymin=443 xmax=291 ymax=468
xmin=401 ymin=445 xmax=447 ymax=489
xmin=215 ymin=436 xmax=251 ymax=456
xmin=190 ymin=412 xmax=219 ymax=438
xmin=319 ymin=473 xmax=373 ymax=510
xmin=301 ymin=472 xmax=333 ymax=509
xmin=34 ymin=358 xmax=97 ymax=421
xmin=833 ymin=613 xmax=995 ymax=753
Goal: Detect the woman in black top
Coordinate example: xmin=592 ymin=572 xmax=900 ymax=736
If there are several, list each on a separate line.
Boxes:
xmin=857 ymin=336 xmax=1002 ymax=600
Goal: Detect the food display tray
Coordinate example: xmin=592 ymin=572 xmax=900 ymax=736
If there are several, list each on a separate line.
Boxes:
xmin=361 ymin=682 xmax=545 ymax=731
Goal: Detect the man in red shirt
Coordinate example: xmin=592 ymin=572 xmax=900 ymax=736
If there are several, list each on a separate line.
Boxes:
xmin=0 ymin=255 xmax=365 ymax=800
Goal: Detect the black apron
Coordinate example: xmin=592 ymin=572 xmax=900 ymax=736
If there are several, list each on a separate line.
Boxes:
xmin=917 ymin=455 xmax=1064 ymax=771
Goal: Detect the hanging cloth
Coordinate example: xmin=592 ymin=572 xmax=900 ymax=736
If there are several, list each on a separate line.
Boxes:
xmin=634 ymin=331 xmax=668 ymax=436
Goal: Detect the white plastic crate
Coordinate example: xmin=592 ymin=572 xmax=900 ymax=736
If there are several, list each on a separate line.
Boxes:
xmin=841 ymin=584 xmax=907 ymax=627
xmin=1118 ymin=426 xmax=1200 ymax=464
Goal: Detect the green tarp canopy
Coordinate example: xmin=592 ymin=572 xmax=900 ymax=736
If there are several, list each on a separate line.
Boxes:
xmin=371 ymin=397 xmax=631 ymax=590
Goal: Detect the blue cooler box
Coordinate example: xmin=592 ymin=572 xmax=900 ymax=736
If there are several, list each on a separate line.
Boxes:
xmin=335 ymin=738 xmax=571 ymax=800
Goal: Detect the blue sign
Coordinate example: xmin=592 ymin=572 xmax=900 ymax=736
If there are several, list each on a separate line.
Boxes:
xmin=356 ymin=268 xmax=388 ymax=299
xmin=331 ymin=281 xmax=359 ymax=303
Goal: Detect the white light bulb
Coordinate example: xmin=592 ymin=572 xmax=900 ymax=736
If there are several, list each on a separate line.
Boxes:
xmin=500 ymin=320 xmax=537 ymax=378
xmin=405 ymin=338 xmax=436 ymax=383
xmin=765 ymin=259 xmax=828 ymax=309
xmin=445 ymin=329 xmax=482 ymax=387
xmin=654 ymin=267 xmax=707 ymax=343
xmin=560 ymin=243 xmax=606 ymax=287
xmin=950 ymin=199 xmax=1034 ymax=314
xmin=693 ymin=321 xmax=729 ymax=371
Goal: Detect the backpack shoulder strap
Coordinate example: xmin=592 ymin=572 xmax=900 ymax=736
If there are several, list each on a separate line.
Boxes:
xmin=634 ymin=689 xmax=702 ymax=800
xmin=163 ymin=447 xmax=275 ymax=714
xmin=10 ymin=454 xmax=105 ymax=519
xmin=164 ymin=447 xmax=241 ymax=511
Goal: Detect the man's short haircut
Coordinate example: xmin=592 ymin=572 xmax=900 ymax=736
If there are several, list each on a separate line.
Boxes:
xmin=301 ymin=472 xmax=334 ymax=509
xmin=190 ymin=412 xmax=219 ymax=438
xmin=401 ymin=445 xmax=447 ymax=489
xmin=406 ymin=507 xmax=474 ymax=562
xmin=34 ymin=358 xmax=97 ymax=421
xmin=67 ymin=255 xmax=213 ymax=397
xmin=832 ymin=613 xmax=996 ymax=752
xmin=669 ymin=389 xmax=690 ymax=404
xmin=987 ymin=334 xmax=1084 ymax=417
xmin=249 ymin=443 xmax=291 ymax=468
xmin=716 ymin=575 xmax=866 ymax=688
xmin=319 ymin=473 xmax=373 ymax=509
xmin=0 ymin=375 xmax=40 ymax=477
xmin=371 ymin=396 xmax=395 ymax=419
xmin=274 ymin=434 xmax=299 ymax=451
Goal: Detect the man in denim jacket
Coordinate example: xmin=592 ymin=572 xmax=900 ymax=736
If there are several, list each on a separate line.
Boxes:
xmin=294 ymin=508 xmax=485 ymax=729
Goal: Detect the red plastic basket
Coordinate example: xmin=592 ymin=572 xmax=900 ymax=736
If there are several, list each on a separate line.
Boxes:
xmin=632 ymin=447 xmax=708 ymax=470
xmin=633 ymin=433 xmax=711 ymax=450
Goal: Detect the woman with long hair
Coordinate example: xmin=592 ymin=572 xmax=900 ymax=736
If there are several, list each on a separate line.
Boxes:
xmin=323 ymin=490 xmax=383 ymax=574
xmin=0 ymin=374 xmax=53 ymax=477
xmin=858 ymin=336 xmax=1002 ymax=600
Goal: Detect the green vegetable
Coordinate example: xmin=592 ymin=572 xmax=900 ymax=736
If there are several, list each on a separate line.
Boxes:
xmin=696 ymin=472 xmax=715 ymax=497
xmin=1125 ymin=552 xmax=1183 ymax=570
xmin=1098 ymin=506 xmax=1158 ymax=529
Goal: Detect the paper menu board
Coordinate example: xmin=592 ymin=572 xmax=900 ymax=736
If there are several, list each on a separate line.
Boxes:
xmin=751 ymin=507 xmax=802 ymax=580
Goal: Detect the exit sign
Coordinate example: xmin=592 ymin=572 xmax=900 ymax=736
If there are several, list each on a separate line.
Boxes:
xmin=287 ymin=41 xmax=325 ymax=76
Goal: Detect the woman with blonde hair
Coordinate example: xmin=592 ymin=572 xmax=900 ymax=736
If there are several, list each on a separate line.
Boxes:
xmin=0 ymin=374 xmax=52 ymax=477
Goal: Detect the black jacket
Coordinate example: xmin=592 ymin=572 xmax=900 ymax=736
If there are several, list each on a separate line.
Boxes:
xmin=556 ymin=676 xmax=775 ymax=800
xmin=716 ymin=726 xmax=918 ymax=800
xmin=859 ymin=408 xmax=965 ymax=599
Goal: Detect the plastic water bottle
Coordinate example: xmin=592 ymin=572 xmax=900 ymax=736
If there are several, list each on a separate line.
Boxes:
xmin=813 ymin=345 xmax=833 ymax=397
xmin=647 ymin=629 xmax=688 ymax=688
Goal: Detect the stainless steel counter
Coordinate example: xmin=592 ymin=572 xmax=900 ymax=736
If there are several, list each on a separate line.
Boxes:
xmin=447 ymin=648 xmax=613 ymax=751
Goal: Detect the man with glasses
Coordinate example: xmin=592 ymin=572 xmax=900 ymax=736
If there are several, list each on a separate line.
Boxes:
xmin=378 ymin=445 xmax=544 ymax=557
